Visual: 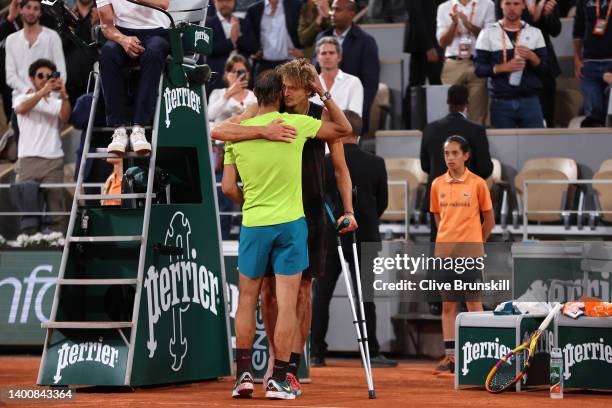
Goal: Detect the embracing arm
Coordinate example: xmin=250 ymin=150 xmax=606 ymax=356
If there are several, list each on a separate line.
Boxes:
xmin=211 ymin=107 xmax=297 ymax=142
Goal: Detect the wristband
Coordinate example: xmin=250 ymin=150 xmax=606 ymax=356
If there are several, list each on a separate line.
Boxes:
xmin=344 ymin=211 xmax=354 ymax=216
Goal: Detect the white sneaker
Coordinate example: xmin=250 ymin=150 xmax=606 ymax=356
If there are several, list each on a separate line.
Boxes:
xmin=107 ymin=127 xmax=128 ymax=155
xmin=130 ymin=125 xmax=151 ymax=155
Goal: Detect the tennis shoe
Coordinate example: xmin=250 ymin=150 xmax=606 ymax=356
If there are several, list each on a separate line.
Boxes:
xmin=130 ymin=125 xmax=151 ymax=155
xmin=231 ymin=371 xmax=254 ymax=398
xmin=433 ymin=355 xmax=455 ymax=375
xmin=107 ymin=127 xmax=128 ymax=155
xmin=265 ymin=378 xmax=296 ymax=400
xmin=286 ymin=373 xmax=302 ymax=396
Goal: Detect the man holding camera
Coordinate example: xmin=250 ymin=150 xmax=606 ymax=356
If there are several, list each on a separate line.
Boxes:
xmin=13 ymin=58 xmax=71 ymax=232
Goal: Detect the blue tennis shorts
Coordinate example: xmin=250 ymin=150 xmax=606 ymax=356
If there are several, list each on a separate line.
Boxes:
xmin=238 ymin=217 xmax=309 ymax=279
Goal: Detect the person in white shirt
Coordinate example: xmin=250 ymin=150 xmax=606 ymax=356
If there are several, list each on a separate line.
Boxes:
xmin=208 ymin=54 xmax=258 ymax=125
xmin=13 ymin=58 xmax=71 ymax=232
xmin=311 ymin=36 xmax=363 ymax=120
xmin=5 ymin=0 xmax=66 ymax=97
xmin=437 ymin=0 xmax=495 ymax=124
xmin=97 ymin=0 xmax=171 ymax=155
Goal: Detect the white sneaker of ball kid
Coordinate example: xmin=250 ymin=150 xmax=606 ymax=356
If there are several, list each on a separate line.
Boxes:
xmin=130 ymin=125 xmax=151 ymax=155
xmin=107 ymin=127 xmax=128 ymax=155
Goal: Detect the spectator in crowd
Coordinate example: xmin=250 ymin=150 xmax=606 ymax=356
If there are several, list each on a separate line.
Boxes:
xmin=573 ymin=0 xmax=612 ymax=125
xmin=62 ymin=0 xmax=100 ymax=106
xmin=495 ymin=0 xmax=561 ymax=127
xmin=310 ymin=36 xmax=363 ymax=115
xmin=475 ymin=0 xmax=548 ymax=128
xmin=0 ymin=0 xmax=58 ymax=123
xmin=245 ymin=0 xmax=303 ymax=78
xmin=403 ymin=0 xmax=444 ymax=128
xmin=97 ymin=0 xmax=171 ymax=155
xmin=420 ymin=84 xmax=493 ymax=242
xmin=298 ymin=0 xmax=331 ymax=59
xmin=313 ymin=110 xmax=396 ymax=368
xmin=437 ymin=0 xmax=496 ymax=125
xmin=208 ymin=54 xmax=258 ymax=125
xmin=5 ymin=0 xmax=66 ymax=98
xmin=206 ymin=0 xmax=257 ymax=94
xmin=316 ymin=0 xmax=380 ymax=133
xmin=13 ymin=58 xmax=71 ymax=232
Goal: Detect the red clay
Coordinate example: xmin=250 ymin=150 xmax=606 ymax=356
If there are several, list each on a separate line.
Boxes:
xmin=0 ymin=356 xmax=610 ymax=407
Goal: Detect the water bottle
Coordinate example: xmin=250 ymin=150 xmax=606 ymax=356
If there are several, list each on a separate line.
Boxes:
xmin=509 ymin=56 xmax=524 ymax=86
xmin=550 ymin=347 xmax=563 ymax=399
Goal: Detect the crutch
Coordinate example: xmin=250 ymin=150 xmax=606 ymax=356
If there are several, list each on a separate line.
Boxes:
xmin=324 ymin=202 xmax=376 ymax=399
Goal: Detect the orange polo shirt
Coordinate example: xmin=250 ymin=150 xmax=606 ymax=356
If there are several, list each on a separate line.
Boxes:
xmin=101 ymin=171 xmax=122 ymax=206
xmin=430 ymin=168 xmax=493 ymax=243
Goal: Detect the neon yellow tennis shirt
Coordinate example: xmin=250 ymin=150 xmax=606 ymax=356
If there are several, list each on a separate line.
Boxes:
xmin=224 ymin=111 xmax=322 ymax=227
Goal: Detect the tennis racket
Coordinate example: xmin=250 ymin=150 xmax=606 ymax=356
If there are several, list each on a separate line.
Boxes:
xmin=485 ymin=303 xmax=562 ymax=393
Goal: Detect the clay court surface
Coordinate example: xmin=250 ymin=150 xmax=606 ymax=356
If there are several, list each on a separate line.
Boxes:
xmin=1 ymin=356 xmax=610 ymax=407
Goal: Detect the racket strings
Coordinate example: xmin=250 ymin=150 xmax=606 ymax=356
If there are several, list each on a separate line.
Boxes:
xmin=486 ymin=349 xmax=526 ymax=393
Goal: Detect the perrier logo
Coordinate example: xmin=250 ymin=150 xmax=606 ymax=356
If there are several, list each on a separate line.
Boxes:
xmin=144 ymin=212 xmax=219 ymax=372
xmin=163 ymin=86 xmax=201 ymax=128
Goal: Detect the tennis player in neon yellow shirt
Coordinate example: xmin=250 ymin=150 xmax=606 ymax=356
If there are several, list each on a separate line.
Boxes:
xmin=221 ymin=69 xmax=351 ymax=400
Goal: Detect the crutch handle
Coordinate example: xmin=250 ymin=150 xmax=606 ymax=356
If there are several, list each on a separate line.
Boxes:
xmin=324 ymin=202 xmax=350 ymax=232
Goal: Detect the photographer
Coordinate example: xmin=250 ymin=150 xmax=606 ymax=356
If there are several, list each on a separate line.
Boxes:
xmin=13 ymin=58 xmax=71 ymax=232
xmin=208 ymin=54 xmax=257 ymax=125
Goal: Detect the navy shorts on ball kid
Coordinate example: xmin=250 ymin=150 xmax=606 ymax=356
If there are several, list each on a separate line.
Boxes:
xmin=238 ymin=217 xmax=309 ymax=279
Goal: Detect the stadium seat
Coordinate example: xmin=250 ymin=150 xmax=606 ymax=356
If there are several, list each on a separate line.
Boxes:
xmin=555 ymin=78 xmax=583 ymax=128
xmin=363 ymin=83 xmax=392 ymax=152
xmin=381 ymin=158 xmax=427 ymax=236
xmin=592 ymin=159 xmax=612 ymax=224
xmin=513 ymin=158 xmax=578 ymax=228
xmin=487 ymin=158 xmax=510 ymax=228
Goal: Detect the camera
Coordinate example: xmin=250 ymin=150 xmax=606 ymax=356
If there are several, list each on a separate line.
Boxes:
xmin=50 ymin=71 xmax=60 ymax=79
xmin=235 ymin=69 xmax=247 ymax=78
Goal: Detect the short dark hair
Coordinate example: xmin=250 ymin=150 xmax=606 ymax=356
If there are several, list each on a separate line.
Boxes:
xmin=447 ymin=84 xmax=469 ymax=108
xmin=343 ymin=110 xmax=362 ymax=137
xmin=20 ymin=0 xmax=41 ymax=8
xmin=444 ymin=135 xmax=471 ymax=154
xmin=253 ymin=70 xmax=283 ymax=106
xmin=28 ymin=58 xmax=56 ymax=78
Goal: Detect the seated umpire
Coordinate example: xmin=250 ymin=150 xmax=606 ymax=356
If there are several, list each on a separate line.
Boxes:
xmin=97 ymin=0 xmax=171 ymax=155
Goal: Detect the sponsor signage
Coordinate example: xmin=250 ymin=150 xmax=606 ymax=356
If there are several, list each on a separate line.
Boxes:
xmin=558 ymin=325 xmax=612 ymax=390
xmin=0 ymin=251 xmax=60 ymax=345
xmin=39 ymin=331 xmax=127 ymax=386
xmin=457 ymin=315 xmax=549 ymax=389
